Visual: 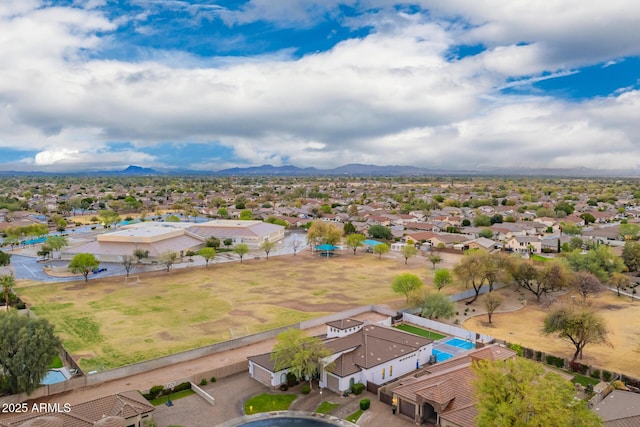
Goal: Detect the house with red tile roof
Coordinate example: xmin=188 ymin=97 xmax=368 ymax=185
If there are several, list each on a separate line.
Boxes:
xmin=382 ymin=344 xmax=516 ymax=426
xmin=0 ymin=391 xmax=154 ymax=427
xmin=247 ymin=320 xmax=433 ymax=394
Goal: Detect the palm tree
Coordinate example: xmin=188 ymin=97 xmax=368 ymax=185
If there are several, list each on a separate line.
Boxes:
xmin=0 ymin=274 xmax=16 ymax=312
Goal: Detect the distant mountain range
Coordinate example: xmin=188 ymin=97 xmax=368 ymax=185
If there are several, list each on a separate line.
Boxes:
xmin=0 ymin=164 xmax=639 ymax=177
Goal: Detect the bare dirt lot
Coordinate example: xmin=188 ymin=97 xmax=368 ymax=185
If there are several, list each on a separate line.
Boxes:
xmin=17 ymin=250 xmax=428 ymax=370
xmin=464 ymin=289 xmax=640 ymax=378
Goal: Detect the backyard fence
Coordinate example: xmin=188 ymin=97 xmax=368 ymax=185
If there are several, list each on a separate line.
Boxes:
xmin=0 ymin=305 xmax=397 ymax=404
xmin=401 ymin=312 xmax=494 ymax=344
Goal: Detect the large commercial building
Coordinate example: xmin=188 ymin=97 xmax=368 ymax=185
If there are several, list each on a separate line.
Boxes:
xmin=61 ymin=220 xmax=285 ymax=262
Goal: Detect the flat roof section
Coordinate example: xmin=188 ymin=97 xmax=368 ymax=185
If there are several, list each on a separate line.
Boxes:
xmin=98 ymin=226 xmax=184 ymax=243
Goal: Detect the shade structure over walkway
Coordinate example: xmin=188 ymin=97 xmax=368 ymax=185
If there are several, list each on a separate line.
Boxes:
xmin=315 ymin=244 xmax=338 ymax=251
xmin=363 ymin=239 xmax=384 ymax=246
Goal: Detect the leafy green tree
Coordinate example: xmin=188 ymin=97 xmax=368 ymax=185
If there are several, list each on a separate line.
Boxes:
xmin=165 ymin=214 xmax=180 ymax=222
xmin=453 ymin=251 xmax=486 ymax=304
xmin=373 ymin=243 xmax=390 ymax=259
xmin=343 ymin=222 xmax=357 ymax=235
xmin=478 ymin=228 xmax=493 ymax=239
xmin=483 ymin=292 xmax=503 ymax=324
xmin=0 ymin=251 xmax=11 ymax=266
xmin=69 ymin=253 xmax=100 ymax=282
xmin=158 ymin=250 xmax=178 ymax=271
xmin=474 ymin=357 xmax=603 ymax=427
xmin=0 ymin=312 xmax=62 ymax=395
xmin=512 ymin=259 xmax=570 ymax=302
xmin=121 ymin=255 xmax=136 ymax=277
xmin=391 ymin=273 xmax=423 ymax=303
xmin=433 ymin=268 xmax=452 ymax=292
xmin=37 ymin=244 xmax=52 ymax=261
xmin=306 ymin=221 xmax=343 ymax=248
xmin=199 ymin=247 xmax=216 ymax=267
xmin=428 ymin=253 xmax=442 ymax=270
xmin=560 ymin=222 xmax=582 ymax=236
xmin=367 ymin=225 xmax=392 ymax=240
xmin=260 ymin=240 xmax=276 ymax=259
xmin=412 ymin=291 xmax=455 ymax=319
xmin=345 ymin=233 xmax=366 ymax=255
xmin=133 ymin=248 xmax=150 ymax=263
xmin=45 ymin=235 xmax=68 ymax=259
xmin=271 ymin=329 xmax=332 ymax=389
xmin=56 ymin=218 xmax=67 ymax=232
xmin=609 ymin=272 xmax=631 ymax=297
xmin=580 ymin=213 xmax=596 ymax=225
xmin=223 ymin=238 xmax=233 ymax=248
xmin=555 ymin=201 xmax=575 ymax=216
xmin=561 ymin=245 xmax=625 ymax=282
xmin=401 ymin=245 xmax=418 ymax=264
xmin=205 ymin=236 xmax=221 ymax=249
xmin=265 ymin=216 xmax=288 ymax=227
xmin=473 ymin=215 xmax=491 ymax=227
xmin=569 ymin=236 xmax=584 ymax=251
xmin=619 ymin=223 xmax=640 ymax=240
xmin=622 ymin=240 xmax=640 ymax=271
xmin=1 ymin=274 xmax=15 ymax=312
xmin=239 ymin=209 xmax=253 ymax=220
xmin=217 ymin=207 xmax=229 ymax=218
xmin=99 ymin=209 xmax=121 ymax=228
xmin=233 ymin=243 xmax=249 ymax=263
xmin=543 ymin=304 xmax=611 ymax=363
xmin=490 ymin=214 xmax=503 ymax=224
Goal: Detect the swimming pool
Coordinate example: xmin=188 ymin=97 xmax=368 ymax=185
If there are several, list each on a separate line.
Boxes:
xmin=444 ymin=337 xmax=475 ymax=350
xmin=221 ymin=411 xmax=355 ymax=427
xmin=41 ymin=368 xmax=70 ymax=385
xmin=432 ymin=349 xmax=453 ymax=362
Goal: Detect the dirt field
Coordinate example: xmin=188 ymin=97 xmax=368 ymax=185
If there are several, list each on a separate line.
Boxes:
xmin=464 ymin=289 xmax=640 ymax=378
xmin=17 ymin=250 xmax=430 ymax=371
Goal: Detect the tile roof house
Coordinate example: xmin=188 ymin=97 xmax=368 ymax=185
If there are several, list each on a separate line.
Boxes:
xmin=247 ymin=320 xmax=433 ymax=394
xmin=593 ymin=390 xmax=640 ymax=427
xmin=382 ymin=344 xmax=516 ymax=426
xmin=0 ymin=391 xmax=154 ymax=427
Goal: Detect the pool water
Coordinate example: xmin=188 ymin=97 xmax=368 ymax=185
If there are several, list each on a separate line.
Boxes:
xmin=41 ymin=370 xmax=68 ymax=385
xmin=239 ymin=419 xmax=342 ymax=427
xmin=444 ymin=337 xmax=475 ymax=350
xmin=432 ymin=349 xmax=453 ymax=362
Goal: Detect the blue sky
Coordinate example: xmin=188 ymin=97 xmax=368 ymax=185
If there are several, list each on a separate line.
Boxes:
xmin=1 ymin=0 xmax=640 ymax=172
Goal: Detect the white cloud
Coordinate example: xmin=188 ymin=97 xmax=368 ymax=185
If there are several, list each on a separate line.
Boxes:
xmin=1 ymin=1 xmax=640 ymax=172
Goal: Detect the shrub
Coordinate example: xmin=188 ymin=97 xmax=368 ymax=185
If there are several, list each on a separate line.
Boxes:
xmin=359 ymin=398 xmax=371 ymax=410
xmin=351 ymin=383 xmax=365 ymax=396
xmin=301 ymin=384 xmax=311 ymax=394
xmin=602 ymin=370 xmax=612 ymax=382
xmin=535 ymin=351 xmax=542 ymax=361
xmin=199 ymin=378 xmax=207 ymax=386
xmin=590 ymin=370 xmax=601 ymax=380
xmin=286 ymin=372 xmax=298 ymax=386
xmin=210 ymin=376 xmax=216 ymax=383
xmin=570 ymin=361 xmax=588 ymax=374
xmin=173 ymin=382 xmax=191 ymax=393
xmin=545 ymin=355 xmax=565 ymax=369
xmin=507 ymin=343 xmax=523 ymax=357
xmin=149 ymin=385 xmax=164 ymax=399
xmin=279 ymin=384 xmax=289 ymax=391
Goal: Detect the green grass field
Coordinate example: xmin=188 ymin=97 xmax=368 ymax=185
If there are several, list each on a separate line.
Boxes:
xmin=244 ymin=393 xmax=297 ymax=414
xmin=394 ymin=323 xmax=447 ymax=340
xmin=17 ymin=252 xmax=426 ymax=370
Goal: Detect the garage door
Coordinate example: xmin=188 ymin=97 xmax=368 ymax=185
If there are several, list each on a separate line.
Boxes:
xmin=326 ymin=374 xmax=340 ymax=393
xmin=252 ymin=365 xmax=272 ymax=386
xmin=400 ymin=400 xmax=415 ymax=419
